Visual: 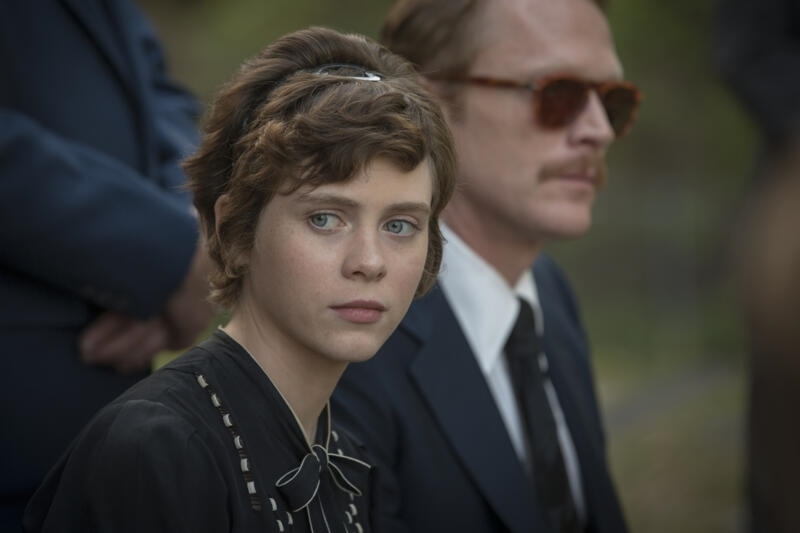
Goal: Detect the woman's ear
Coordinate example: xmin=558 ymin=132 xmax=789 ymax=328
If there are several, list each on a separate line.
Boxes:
xmin=214 ymin=193 xmax=251 ymax=275
xmin=214 ymin=194 xmax=231 ymax=241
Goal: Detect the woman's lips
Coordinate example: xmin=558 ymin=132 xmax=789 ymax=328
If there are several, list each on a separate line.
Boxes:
xmin=331 ymin=300 xmax=386 ymax=324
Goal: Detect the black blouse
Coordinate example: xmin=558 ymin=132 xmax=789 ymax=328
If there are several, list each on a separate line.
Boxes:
xmin=24 ymin=330 xmax=374 ymax=533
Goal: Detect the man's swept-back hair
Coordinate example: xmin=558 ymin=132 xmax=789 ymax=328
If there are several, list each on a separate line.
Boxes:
xmin=184 ymin=26 xmax=456 ymax=310
xmin=380 ymin=0 xmax=610 ymax=82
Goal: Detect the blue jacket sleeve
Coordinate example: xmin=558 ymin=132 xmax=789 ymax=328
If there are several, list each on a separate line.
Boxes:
xmin=0 ymin=109 xmax=199 ymax=318
xmin=131 ymin=0 xmax=201 ymax=196
xmin=0 ymin=0 xmax=203 ymax=319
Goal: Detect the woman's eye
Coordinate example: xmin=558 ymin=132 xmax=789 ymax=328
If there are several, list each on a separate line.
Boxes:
xmin=309 ymin=213 xmax=339 ymax=229
xmin=384 ymin=219 xmax=417 ymax=236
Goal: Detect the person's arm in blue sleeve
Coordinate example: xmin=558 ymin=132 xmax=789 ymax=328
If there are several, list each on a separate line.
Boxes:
xmin=0 ymin=109 xmax=200 ymax=320
xmin=0 ymin=3 xmax=213 ymax=373
xmin=133 ymin=0 xmax=202 ymax=197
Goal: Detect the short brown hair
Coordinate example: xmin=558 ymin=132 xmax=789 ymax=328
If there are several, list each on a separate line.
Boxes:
xmin=184 ymin=26 xmax=456 ymax=310
xmin=380 ymin=0 xmax=610 ymax=107
xmin=380 ymin=0 xmax=485 ymax=81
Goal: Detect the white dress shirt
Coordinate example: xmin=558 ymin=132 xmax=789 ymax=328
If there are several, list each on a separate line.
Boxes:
xmin=438 ymin=224 xmax=587 ymax=521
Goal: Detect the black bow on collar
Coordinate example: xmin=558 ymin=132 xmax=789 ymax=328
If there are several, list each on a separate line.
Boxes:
xmin=275 ymin=443 xmax=370 ymax=512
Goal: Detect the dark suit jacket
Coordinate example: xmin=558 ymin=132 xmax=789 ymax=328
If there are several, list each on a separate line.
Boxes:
xmin=0 ymin=0 xmax=199 ymax=499
xmin=332 ymin=255 xmax=627 ymax=533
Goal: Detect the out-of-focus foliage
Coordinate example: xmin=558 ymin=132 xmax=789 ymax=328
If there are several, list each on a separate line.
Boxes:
xmin=141 ymin=0 xmax=394 ymax=103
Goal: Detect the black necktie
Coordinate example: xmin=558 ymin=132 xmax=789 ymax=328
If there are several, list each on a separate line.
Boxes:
xmin=505 ymin=297 xmax=581 ymax=532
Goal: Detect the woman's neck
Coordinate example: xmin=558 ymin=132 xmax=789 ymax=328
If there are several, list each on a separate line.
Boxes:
xmin=222 ymin=311 xmax=347 ymax=446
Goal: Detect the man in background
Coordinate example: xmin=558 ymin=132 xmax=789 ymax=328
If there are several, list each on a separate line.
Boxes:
xmin=714 ymin=2 xmax=800 ymax=531
xmin=333 ymin=0 xmax=639 ymax=531
xmin=0 ymin=1 xmax=214 ymax=529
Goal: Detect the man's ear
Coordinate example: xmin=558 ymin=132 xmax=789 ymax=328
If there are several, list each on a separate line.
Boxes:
xmin=421 ymin=75 xmax=460 ymax=124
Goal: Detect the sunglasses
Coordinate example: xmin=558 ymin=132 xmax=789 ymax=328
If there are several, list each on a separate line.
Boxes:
xmin=435 ymin=74 xmax=642 ymax=138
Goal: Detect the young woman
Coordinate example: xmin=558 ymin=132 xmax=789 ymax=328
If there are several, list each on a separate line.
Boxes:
xmin=23 ymin=26 xmax=455 ymax=533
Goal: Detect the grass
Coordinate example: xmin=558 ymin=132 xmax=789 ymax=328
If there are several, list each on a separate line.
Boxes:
xmin=596 ymin=354 xmax=747 ymax=532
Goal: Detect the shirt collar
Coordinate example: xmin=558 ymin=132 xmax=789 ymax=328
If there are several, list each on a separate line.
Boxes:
xmin=439 ymin=224 xmax=543 ymax=376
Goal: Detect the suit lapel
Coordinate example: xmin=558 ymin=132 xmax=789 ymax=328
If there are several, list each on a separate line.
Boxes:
xmin=404 ymin=289 xmax=548 ymax=533
xmin=539 ymin=280 xmax=627 ymax=533
xmin=542 ymin=321 xmax=605 ymax=469
xmin=60 ymin=0 xmax=135 ymax=92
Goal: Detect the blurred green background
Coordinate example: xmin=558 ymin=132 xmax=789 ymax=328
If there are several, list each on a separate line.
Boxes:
xmin=142 ymin=0 xmax=756 ymax=531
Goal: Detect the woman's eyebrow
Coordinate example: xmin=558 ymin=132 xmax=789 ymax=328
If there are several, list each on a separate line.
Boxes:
xmin=384 ymin=202 xmax=431 ymax=216
xmin=295 ymin=192 xmax=359 ymax=208
xmin=296 ymin=192 xmax=431 ymax=215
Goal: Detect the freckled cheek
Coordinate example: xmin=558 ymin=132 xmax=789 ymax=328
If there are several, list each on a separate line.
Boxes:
xmin=280 ymin=244 xmax=336 ymax=284
xmin=390 ymin=242 xmax=429 ymax=290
